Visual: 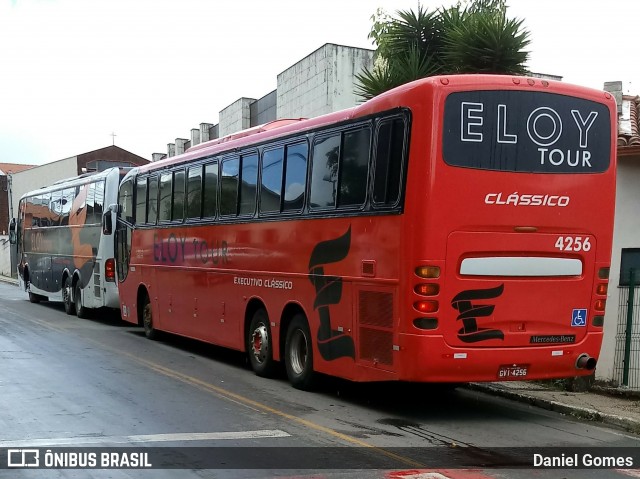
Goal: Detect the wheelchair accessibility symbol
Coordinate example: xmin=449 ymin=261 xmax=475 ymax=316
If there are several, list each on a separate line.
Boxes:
xmin=571 ymin=309 xmax=588 ymax=327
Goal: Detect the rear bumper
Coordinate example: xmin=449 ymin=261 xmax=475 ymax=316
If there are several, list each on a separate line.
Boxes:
xmin=397 ymin=332 xmax=603 ymax=382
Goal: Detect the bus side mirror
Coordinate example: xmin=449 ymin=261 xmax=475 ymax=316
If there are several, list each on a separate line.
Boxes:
xmin=102 ymin=212 xmax=113 ymax=235
xmin=8 ymin=218 xmax=16 ymax=244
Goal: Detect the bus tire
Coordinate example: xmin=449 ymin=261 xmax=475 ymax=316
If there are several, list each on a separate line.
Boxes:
xmin=63 ymin=276 xmax=76 ymax=315
xmin=28 ymin=291 xmax=41 ymax=303
xmin=247 ymin=308 xmax=277 ymax=378
xmin=142 ymin=296 xmax=158 ymax=340
xmin=74 ymin=283 xmax=89 ymax=319
xmin=285 ymin=314 xmax=315 ymax=390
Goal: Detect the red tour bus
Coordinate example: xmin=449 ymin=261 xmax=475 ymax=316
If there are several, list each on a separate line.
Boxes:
xmin=114 ymin=75 xmax=616 ymax=390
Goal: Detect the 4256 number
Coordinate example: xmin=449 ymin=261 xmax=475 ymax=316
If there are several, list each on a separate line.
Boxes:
xmin=555 ymin=236 xmax=591 ymax=252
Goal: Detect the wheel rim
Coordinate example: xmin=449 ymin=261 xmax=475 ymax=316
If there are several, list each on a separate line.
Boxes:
xmin=143 ymin=303 xmax=152 ymax=331
xmin=251 ymin=324 xmax=269 ymax=364
xmin=63 ymin=282 xmax=71 ymax=306
xmin=289 ymin=329 xmax=308 ymax=375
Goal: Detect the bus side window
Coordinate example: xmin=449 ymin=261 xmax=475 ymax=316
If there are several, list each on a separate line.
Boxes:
xmin=373 ymin=118 xmax=405 ymax=206
xmin=220 ymin=158 xmax=239 ymax=216
xmin=49 ymin=190 xmax=62 ymax=225
xmin=173 ymin=169 xmax=185 ymax=221
xmin=159 ymin=172 xmax=172 ymax=222
xmin=147 ymin=176 xmax=158 ymax=224
xmin=338 ymin=128 xmax=370 ymax=207
xmin=260 ymin=147 xmax=284 ymax=214
xmin=186 ymin=166 xmax=203 ymax=219
xmin=59 ymin=188 xmax=75 ymax=226
xmin=202 ymin=162 xmax=218 ymax=218
xmin=119 ymin=178 xmax=134 ymax=224
xmin=310 ymin=134 xmax=341 ymax=209
xmin=283 ymin=142 xmax=308 ymax=212
xmin=85 ymin=183 xmax=96 ymax=225
xmin=93 ymin=181 xmax=104 ymax=222
xmin=135 ymin=177 xmax=147 ymax=224
xmin=239 ymin=153 xmax=258 ymax=216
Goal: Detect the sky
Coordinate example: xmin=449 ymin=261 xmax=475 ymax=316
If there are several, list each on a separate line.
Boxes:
xmin=1 ymin=0 xmax=639 ymax=166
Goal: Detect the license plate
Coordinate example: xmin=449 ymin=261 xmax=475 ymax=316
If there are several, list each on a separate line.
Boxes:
xmin=497 ymin=364 xmax=529 ymax=379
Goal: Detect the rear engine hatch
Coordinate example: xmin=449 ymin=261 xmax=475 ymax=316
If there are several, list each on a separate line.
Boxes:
xmin=444 ymin=231 xmax=595 ymax=348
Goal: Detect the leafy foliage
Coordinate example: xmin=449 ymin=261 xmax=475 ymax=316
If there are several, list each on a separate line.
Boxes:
xmin=355 ymin=0 xmax=530 ymax=100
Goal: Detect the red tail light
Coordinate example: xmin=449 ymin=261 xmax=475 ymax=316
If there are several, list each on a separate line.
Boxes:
xmin=105 ymin=258 xmax=115 ymax=282
xmin=594 ymin=299 xmax=606 ymax=312
xmin=414 ymin=300 xmax=439 ymax=313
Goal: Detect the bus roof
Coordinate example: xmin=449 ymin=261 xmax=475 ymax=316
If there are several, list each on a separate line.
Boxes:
xmin=19 ymin=167 xmax=126 ymax=201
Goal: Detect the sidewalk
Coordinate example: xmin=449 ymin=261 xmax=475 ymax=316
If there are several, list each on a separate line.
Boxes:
xmin=469 ymin=381 xmax=640 ymax=435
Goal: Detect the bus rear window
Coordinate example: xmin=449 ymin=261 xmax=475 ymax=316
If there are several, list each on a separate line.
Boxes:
xmin=442 ymin=90 xmax=611 ymax=173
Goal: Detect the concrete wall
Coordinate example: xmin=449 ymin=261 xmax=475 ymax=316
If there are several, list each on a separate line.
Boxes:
xmin=250 ymin=90 xmax=277 ymax=127
xmin=10 ymin=156 xmax=78 ymax=217
xmin=0 ymin=235 xmax=11 ymax=276
xmin=276 ymin=43 xmax=373 ymax=120
xmin=219 ymin=98 xmax=255 ymax=138
xmin=598 ymin=155 xmax=640 ymax=382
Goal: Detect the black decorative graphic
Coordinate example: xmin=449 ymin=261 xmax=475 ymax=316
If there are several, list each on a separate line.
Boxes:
xmin=451 ymin=284 xmax=505 ymax=343
xmin=308 ymin=226 xmax=355 ymax=361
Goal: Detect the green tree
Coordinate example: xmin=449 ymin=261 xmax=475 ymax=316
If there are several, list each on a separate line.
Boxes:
xmin=355 ymin=0 xmax=530 ymax=100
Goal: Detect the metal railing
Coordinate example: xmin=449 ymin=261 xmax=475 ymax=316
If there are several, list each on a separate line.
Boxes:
xmin=614 ymin=269 xmax=640 ymax=390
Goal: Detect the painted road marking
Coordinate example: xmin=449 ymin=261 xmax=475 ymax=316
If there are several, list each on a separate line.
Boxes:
xmin=0 ymin=429 xmax=290 ymax=448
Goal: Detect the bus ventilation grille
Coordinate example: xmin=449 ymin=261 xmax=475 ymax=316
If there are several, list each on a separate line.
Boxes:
xmin=358 ymin=290 xmax=394 ymax=366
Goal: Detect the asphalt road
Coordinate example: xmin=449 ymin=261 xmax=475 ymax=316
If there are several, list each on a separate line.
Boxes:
xmin=0 ymin=281 xmax=638 ymax=479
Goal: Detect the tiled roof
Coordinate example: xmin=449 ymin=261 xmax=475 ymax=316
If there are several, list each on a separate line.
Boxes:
xmin=0 ymin=162 xmax=35 ymax=175
xmin=618 ymin=95 xmax=640 ymax=148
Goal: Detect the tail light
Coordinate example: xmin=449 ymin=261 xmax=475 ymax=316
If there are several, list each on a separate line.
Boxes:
xmin=414 ymin=283 xmax=439 ymax=296
xmin=105 ymin=258 xmax=116 ymax=282
xmin=415 ymin=266 xmax=440 ymax=278
xmin=414 ymin=300 xmax=439 ymax=313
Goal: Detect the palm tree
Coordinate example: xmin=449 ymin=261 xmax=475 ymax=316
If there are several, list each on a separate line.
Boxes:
xmin=355 ymin=0 xmax=530 ymax=100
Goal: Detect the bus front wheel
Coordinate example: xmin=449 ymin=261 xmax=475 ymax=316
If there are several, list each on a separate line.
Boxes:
xmin=142 ymin=296 xmax=158 ymax=340
xmin=28 ymin=291 xmax=42 ymax=303
xmin=247 ymin=308 xmax=277 ymax=378
xmin=285 ymin=314 xmax=315 ymax=390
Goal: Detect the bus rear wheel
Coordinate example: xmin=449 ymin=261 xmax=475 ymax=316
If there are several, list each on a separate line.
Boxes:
xmin=285 ymin=314 xmax=315 ymax=390
xmin=142 ymin=296 xmax=158 ymax=340
xmin=63 ymin=276 xmax=76 ymax=315
xmin=74 ymin=283 xmax=89 ymax=319
xmin=247 ymin=308 xmax=277 ymax=378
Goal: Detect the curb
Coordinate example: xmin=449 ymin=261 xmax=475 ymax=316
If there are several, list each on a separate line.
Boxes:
xmin=0 ymin=276 xmax=19 ymax=286
xmin=467 ymin=383 xmax=640 ymax=435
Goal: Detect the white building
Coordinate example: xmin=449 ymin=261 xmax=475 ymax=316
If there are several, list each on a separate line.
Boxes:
xmin=599 ymin=84 xmax=640 ymax=390
xmin=157 ymin=43 xmax=374 ymax=159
